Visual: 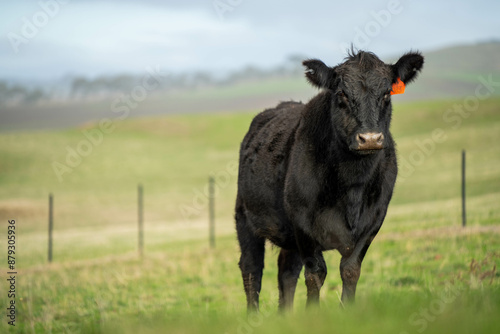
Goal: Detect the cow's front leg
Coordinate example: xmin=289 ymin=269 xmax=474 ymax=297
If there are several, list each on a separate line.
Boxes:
xmin=304 ymin=250 xmax=327 ymax=306
xmin=339 ymin=234 xmax=375 ymax=304
xmin=294 ymin=227 xmax=327 ymax=307
xmin=304 ymin=253 xmax=326 ymax=306
xmin=339 ymin=254 xmax=361 ymax=303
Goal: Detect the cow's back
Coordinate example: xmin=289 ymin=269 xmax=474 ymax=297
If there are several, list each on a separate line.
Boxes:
xmin=236 ymin=101 xmax=304 ymax=247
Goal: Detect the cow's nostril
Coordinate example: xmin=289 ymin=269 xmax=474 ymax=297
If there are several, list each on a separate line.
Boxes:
xmin=357 ymin=134 xmax=366 ymax=144
xmin=356 ymin=132 xmax=384 ymax=151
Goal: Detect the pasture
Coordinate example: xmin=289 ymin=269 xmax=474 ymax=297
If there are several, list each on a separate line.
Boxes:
xmin=0 ymin=97 xmax=499 ymax=333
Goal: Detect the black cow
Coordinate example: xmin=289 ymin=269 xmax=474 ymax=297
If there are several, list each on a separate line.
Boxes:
xmin=235 ymin=50 xmax=424 ymax=311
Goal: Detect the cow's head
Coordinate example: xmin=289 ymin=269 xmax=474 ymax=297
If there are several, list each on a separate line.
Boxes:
xmin=303 ymin=50 xmax=424 ymax=155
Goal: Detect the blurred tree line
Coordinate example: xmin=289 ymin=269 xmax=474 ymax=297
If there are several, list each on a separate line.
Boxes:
xmin=0 ymin=54 xmax=306 ymax=106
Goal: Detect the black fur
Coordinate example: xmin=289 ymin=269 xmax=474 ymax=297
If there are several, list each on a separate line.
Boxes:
xmin=235 ymin=50 xmax=424 ymax=311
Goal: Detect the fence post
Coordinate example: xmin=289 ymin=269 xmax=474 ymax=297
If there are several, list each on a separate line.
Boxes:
xmin=209 ymin=176 xmax=215 ymax=249
xmin=462 ymin=150 xmax=466 ymax=227
xmin=138 ymin=184 xmax=144 ymax=257
xmin=48 ymin=193 xmax=53 ymax=263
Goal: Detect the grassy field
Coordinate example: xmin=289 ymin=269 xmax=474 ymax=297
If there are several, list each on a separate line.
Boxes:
xmin=0 ymin=97 xmax=499 ymax=333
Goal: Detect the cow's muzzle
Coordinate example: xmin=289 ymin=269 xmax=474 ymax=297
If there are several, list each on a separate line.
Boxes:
xmin=355 ymin=132 xmax=384 ymax=151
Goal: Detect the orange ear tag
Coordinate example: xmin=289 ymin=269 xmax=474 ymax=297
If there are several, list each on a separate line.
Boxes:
xmin=391 ymin=77 xmax=405 ymax=95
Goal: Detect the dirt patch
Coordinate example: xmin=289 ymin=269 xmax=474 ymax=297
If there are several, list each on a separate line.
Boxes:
xmin=0 ymin=199 xmax=45 ymax=220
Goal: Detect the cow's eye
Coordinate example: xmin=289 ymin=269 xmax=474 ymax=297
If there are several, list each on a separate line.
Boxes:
xmin=337 ymin=90 xmax=348 ymax=100
xmin=383 ymin=91 xmax=391 ymax=100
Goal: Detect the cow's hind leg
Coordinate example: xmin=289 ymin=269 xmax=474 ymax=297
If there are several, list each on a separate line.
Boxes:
xmin=277 ymin=248 xmax=302 ymax=311
xmin=236 ymin=213 xmax=265 ymax=312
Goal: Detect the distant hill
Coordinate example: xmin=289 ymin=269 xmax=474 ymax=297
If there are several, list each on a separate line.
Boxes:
xmin=397 ymin=41 xmax=500 ymax=100
xmin=1 ymin=41 xmax=499 ymax=132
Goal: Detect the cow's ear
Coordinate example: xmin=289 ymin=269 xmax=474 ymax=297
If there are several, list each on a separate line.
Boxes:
xmin=392 ymin=51 xmax=424 ymax=84
xmin=303 ymin=59 xmax=335 ymax=89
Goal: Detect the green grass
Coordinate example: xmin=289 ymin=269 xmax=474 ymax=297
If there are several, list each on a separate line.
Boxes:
xmin=0 ymin=97 xmax=499 ymax=333
xmin=4 ymin=233 xmax=499 ymax=333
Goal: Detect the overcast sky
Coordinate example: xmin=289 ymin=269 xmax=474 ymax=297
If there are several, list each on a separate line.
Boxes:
xmin=1 ymin=0 xmax=499 ymax=81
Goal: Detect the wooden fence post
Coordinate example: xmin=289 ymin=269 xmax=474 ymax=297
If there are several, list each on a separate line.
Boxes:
xmin=209 ymin=176 xmax=215 ymax=249
xmin=462 ymin=150 xmax=466 ymax=227
xmin=138 ymin=184 xmax=144 ymax=257
xmin=48 ymin=193 xmax=53 ymax=263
